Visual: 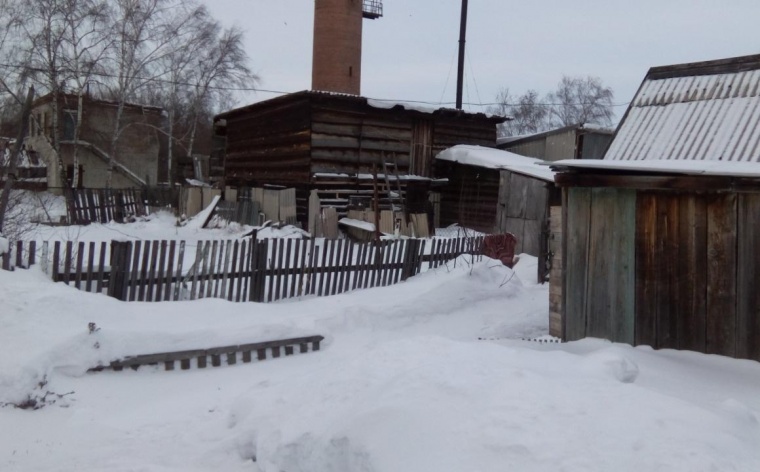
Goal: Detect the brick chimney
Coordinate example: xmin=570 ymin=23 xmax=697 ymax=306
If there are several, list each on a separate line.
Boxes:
xmin=312 ymin=0 xmax=364 ymax=95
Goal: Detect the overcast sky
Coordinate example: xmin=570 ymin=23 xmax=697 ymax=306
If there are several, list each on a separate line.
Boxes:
xmin=202 ymin=0 xmax=760 ymax=121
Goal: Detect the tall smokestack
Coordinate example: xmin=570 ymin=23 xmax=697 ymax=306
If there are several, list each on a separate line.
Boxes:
xmin=312 ymin=0 xmax=364 ymax=95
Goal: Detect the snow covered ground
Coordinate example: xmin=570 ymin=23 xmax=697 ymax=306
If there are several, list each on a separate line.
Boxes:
xmin=2 ymin=211 xmax=760 ymax=471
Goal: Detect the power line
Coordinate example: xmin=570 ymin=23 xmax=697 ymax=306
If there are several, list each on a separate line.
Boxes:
xmin=0 ymin=61 xmax=631 ymax=109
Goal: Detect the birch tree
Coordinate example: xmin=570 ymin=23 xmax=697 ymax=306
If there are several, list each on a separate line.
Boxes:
xmin=547 ymin=75 xmax=614 ymax=128
xmin=60 ymin=0 xmax=111 ymax=188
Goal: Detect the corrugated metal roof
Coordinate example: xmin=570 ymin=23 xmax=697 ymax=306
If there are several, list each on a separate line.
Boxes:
xmin=606 ymin=60 xmax=760 ymax=163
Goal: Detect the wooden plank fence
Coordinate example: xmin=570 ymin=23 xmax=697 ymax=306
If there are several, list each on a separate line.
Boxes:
xmin=2 ymin=236 xmax=485 ymax=303
xmin=66 ymin=188 xmax=147 ymax=224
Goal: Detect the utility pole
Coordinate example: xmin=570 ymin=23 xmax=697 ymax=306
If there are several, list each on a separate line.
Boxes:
xmin=455 ymin=0 xmax=469 ymax=110
xmin=0 ymin=86 xmax=35 ymax=235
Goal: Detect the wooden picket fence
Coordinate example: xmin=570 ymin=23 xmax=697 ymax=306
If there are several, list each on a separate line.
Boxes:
xmin=1 ymin=236 xmax=485 ymax=303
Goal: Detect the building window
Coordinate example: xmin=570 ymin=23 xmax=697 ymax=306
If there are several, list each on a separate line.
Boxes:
xmin=62 ymin=109 xmax=77 ymax=141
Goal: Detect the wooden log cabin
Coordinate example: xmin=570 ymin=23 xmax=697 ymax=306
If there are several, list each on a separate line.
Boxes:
xmin=213 ymin=91 xmax=505 ymax=224
xmin=553 ymin=54 xmax=760 ymax=361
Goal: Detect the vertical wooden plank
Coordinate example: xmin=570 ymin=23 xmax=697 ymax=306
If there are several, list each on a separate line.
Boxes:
xmin=137 ymin=240 xmax=151 ymax=301
xmin=564 ymin=188 xmax=592 ymax=342
xmin=164 ymin=241 xmax=176 ymax=301
xmin=657 ymin=195 xmax=681 ymax=349
xmin=415 ymin=239 xmax=427 ymax=277
xmin=705 ymin=193 xmax=737 ymax=357
xmin=127 ymin=241 xmax=141 ymax=301
xmin=155 ymin=241 xmax=168 ymax=301
xmin=267 ymin=239 xmax=278 ymax=302
xmin=344 ymin=241 xmax=355 ymax=292
xmin=294 ymin=239 xmax=306 ymax=297
xmin=227 ymin=241 xmax=239 ymax=301
xmin=173 ymin=241 xmax=185 ymax=301
xmin=241 ymin=238 xmax=253 ymax=302
xmin=145 ymin=241 xmax=160 ymax=301
xmin=737 ymin=194 xmax=760 ymax=361
xmin=28 ymin=240 xmax=36 ymax=268
xmin=281 ymin=239 xmax=292 ymax=300
xmin=392 ymin=240 xmax=404 ymax=284
xmin=317 ymin=241 xmax=329 ymax=296
xmin=121 ymin=242 xmax=133 ymax=301
xmin=289 ymin=240 xmax=300 ymax=299
xmin=330 ymin=239 xmax=342 ymax=295
xmin=220 ymin=240 xmax=232 ymax=300
xmin=84 ymin=242 xmax=95 ymax=292
xmin=675 ymin=195 xmax=708 ymax=353
xmin=235 ymin=240 xmax=246 ymax=302
xmin=96 ymin=242 xmax=106 ymax=293
xmin=63 ymin=241 xmax=73 ymax=285
xmin=14 ymin=241 xmax=22 ymax=268
xmin=352 ymin=242 xmax=365 ymax=290
xmin=274 ymin=239 xmax=285 ymax=300
xmin=325 ymin=239 xmax=337 ymax=295
xmin=585 ymin=189 xmax=635 ymax=344
xmin=381 ymin=241 xmax=392 ymax=286
xmin=207 ymin=240 xmax=219 ymax=299
xmin=190 ymin=241 xmax=202 ymax=301
xmin=257 ymin=239 xmax=269 ymax=302
xmin=196 ymin=241 xmax=209 ymax=299
xmin=634 ymin=193 xmax=659 ymax=347
xmin=73 ymin=242 xmax=85 ymax=289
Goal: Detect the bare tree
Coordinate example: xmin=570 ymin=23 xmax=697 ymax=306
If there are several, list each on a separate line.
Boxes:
xmin=60 ymin=0 xmax=111 ymax=188
xmin=547 ymin=75 xmax=614 ymax=128
xmin=489 ymin=88 xmax=550 ymax=138
xmin=183 ymin=23 xmax=255 ymax=162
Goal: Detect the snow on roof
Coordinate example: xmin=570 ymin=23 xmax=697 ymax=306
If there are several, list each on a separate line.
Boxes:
xmin=606 ymin=55 xmax=760 ymax=163
xmin=552 ymin=158 xmax=760 ymax=178
xmin=436 ymin=145 xmax=556 ymax=182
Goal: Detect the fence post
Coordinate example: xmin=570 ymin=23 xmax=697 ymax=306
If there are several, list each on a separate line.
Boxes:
xmin=400 ymin=239 xmax=415 ymax=281
xmin=107 ymin=240 xmax=129 ymax=301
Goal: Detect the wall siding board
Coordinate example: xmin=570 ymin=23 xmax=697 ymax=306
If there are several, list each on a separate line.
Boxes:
xmin=635 ymin=193 xmax=658 ymax=346
xmin=737 ymin=194 xmax=760 ymax=361
xmin=705 ymin=194 xmax=738 ymax=357
xmin=677 ymin=195 xmax=708 ymax=352
xmin=564 ymin=188 xmax=592 ymax=341
xmin=657 ymin=194 xmax=681 ymax=349
xmin=586 ymin=189 xmax=635 ymax=344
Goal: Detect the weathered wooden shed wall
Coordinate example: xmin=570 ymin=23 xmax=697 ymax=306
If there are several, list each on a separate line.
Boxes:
xmin=435 ymin=160 xmax=500 ymax=234
xmin=495 ymin=170 xmax=552 ymax=257
xmin=223 ymin=96 xmax=312 ymax=186
xmin=562 ymin=180 xmax=760 ymax=361
xmin=434 ymin=160 xmax=555 ymax=276
xmin=217 ymin=92 xmax=503 ymax=226
xmin=219 ymin=92 xmax=501 ymax=188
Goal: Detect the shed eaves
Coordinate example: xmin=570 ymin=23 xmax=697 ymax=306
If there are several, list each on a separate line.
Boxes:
xmin=606 ymin=56 xmax=760 ymax=163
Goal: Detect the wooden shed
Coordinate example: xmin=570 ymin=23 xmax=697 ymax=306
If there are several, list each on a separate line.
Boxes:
xmin=435 ymin=145 xmax=558 ymax=282
xmin=497 ymin=123 xmax=614 ymax=161
xmin=553 ymin=54 xmax=760 ymax=361
xmin=213 ymin=91 xmax=504 ymax=224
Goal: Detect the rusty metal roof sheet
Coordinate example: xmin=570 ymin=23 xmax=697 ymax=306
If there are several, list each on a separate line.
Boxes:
xmin=606 ymin=55 xmax=760 ymax=163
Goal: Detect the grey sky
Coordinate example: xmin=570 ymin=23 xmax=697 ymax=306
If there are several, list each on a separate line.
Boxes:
xmin=202 ymin=1 xmax=760 ymax=120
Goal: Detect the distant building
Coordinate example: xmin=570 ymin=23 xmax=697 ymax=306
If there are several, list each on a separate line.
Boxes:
xmin=497 ymin=123 xmax=614 ymax=161
xmin=25 ymin=93 xmax=164 ymax=189
xmin=214 ymin=90 xmax=505 ymax=225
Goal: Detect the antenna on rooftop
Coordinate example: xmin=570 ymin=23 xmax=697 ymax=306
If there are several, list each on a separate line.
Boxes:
xmin=362 ymin=0 xmax=383 ymax=19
